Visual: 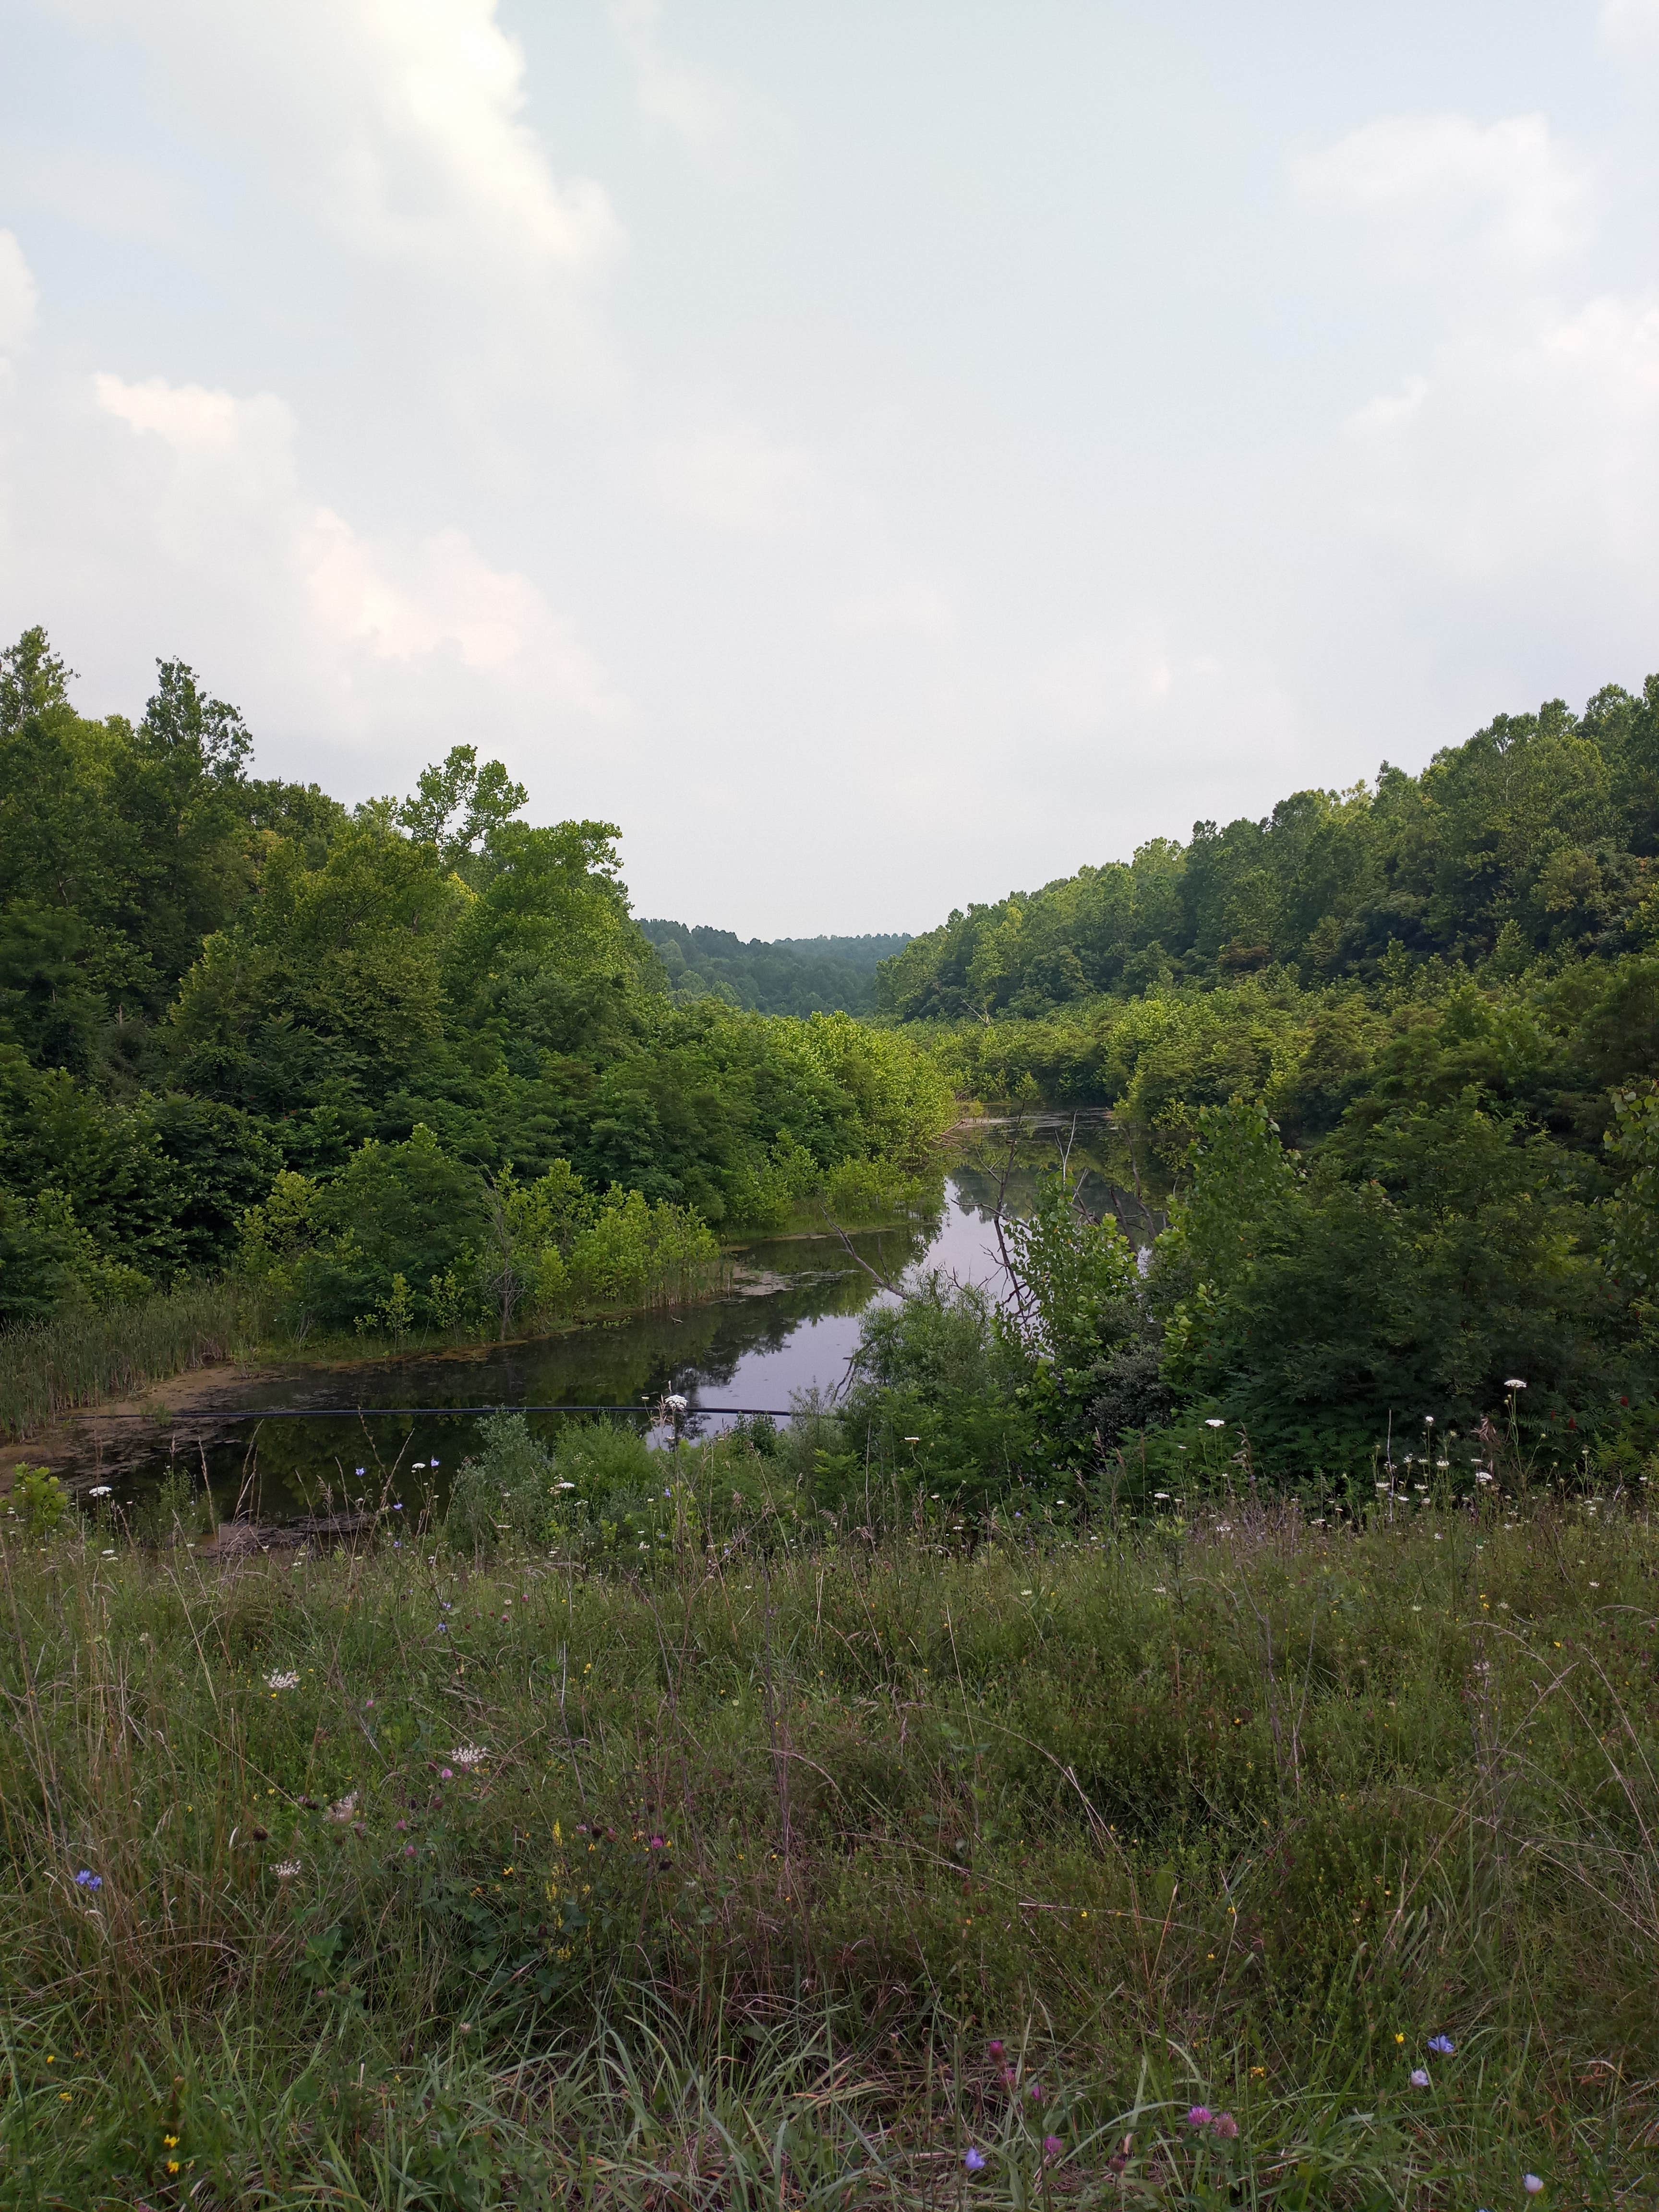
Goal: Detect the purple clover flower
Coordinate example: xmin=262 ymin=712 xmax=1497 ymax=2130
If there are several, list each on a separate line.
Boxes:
xmin=1187 ymin=2106 xmax=1213 ymax=2128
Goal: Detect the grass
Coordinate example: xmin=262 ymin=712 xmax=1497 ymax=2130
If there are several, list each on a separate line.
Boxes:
xmin=0 ymin=1283 xmax=271 ymax=1444
xmin=2 ymin=1468 xmax=1657 ymax=2207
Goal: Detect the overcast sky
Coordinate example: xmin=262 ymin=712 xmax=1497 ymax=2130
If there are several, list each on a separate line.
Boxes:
xmin=2 ymin=2 xmax=1657 ymax=935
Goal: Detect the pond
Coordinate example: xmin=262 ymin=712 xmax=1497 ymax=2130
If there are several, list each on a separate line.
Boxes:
xmin=57 ymin=1116 xmax=1159 ymax=1530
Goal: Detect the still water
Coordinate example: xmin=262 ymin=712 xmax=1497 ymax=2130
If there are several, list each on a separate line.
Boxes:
xmin=61 ymin=1119 xmax=1156 ymax=1528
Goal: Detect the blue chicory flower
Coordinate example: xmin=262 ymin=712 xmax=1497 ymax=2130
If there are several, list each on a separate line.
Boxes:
xmin=74 ymin=1870 xmax=102 ymax=1889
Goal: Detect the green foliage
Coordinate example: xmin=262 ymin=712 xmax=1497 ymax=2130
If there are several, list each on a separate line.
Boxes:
xmin=1605 ymin=1083 xmax=1659 ymax=1304
xmin=0 ymin=626 xmax=945 ymax=1341
xmin=7 ymin=1463 xmax=69 ymax=1534
xmin=879 ymin=672 xmax=1659 ymax=1017
xmin=239 ymin=1135 xmax=722 ymax=1344
xmin=641 ymin=918 xmax=911 ymax=1015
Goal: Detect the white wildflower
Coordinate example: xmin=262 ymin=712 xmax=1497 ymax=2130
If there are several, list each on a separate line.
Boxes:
xmin=265 ymin=1670 xmax=300 ymax=1691
xmin=448 ymin=1744 xmax=489 ymax=1769
xmin=274 ymin=1860 xmax=302 ymax=1880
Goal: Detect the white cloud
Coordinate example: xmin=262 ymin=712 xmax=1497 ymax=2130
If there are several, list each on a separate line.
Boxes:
xmin=1034 ymin=633 xmax=1175 ymax=733
xmin=94 ymin=373 xmax=272 ymax=454
xmin=837 ymin=580 xmax=955 ymax=641
xmin=610 ymin=0 xmax=744 ymax=163
xmin=0 ymin=147 xmax=183 ymax=245
xmin=0 ymin=232 xmax=39 ymax=361
xmin=90 ymin=368 xmax=622 ymax=714
xmin=65 ymin=0 xmax=621 ymax=279
xmin=1341 ymin=291 xmax=1659 ymax=584
xmin=654 ymin=422 xmax=822 ymax=533
xmin=1600 ymin=0 xmax=1659 ymax=56
xmin=1295 ymin=112 xmax=1589 ymax=273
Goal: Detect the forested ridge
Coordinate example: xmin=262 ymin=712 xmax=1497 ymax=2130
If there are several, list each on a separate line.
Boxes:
xmin=639 ymin=919 xmax=909 ymax=1016
xmin=879 ymin=675 xmax=1659 ymax=1020
xmin=0 ymin=628 xmax=949 ymax=1339
xmin=854 ymin=671 xmax=1659 ymax=1477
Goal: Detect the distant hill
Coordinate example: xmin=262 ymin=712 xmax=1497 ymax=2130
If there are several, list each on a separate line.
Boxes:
xmin=639 ymin=922 xmax=911 ymax=1016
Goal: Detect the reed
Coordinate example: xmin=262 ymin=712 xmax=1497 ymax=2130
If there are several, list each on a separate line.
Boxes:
xmin=0 ymin=1281 xmax=268 ymax=1442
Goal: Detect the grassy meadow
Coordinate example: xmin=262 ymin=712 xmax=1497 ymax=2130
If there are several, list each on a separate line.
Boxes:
xmin=2 ymin=1456 xmax=1657 ymax=2209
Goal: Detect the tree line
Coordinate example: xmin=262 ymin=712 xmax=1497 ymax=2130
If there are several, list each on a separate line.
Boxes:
xmin=0 ymin=628 xmax=950 ymax=1337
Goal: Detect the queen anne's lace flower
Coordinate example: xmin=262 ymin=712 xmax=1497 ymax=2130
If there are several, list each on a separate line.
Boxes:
xmin=265 ymin=1670 xmax=300 ymax=1691
xmin=448 ymin=1744 xmax=489 ymax=1769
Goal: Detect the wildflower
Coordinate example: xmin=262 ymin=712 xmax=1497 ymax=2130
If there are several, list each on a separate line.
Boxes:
xmin=274 ymin=1861 xmax=302 ymax=1880
xmin=164 ymin=2134 xmax=179 ymax=2148
xmin=265 ymin=1671 xmax=300 ymax=1691
xmin=986 ymin=2039 xmax=1006 ymax=2060
xmin=1043 ymin=2135 xmax=1064 ymax=2160
xmin=1001 ymin=2065 xmax=1018 ymax=2089
xmin=324 ymin=1793 xmax=358 ymax=1823
xmin=1187 ymin=2106 xmax=1214 ymax=2128
xmin=439 ymin=1767 xmax=454 ymax=1781
xmin=404 ymin=1844 xmax=416 ymax=1858
xmin=448 ymin=1744 xmax=489 ymax=1769
xmin=1505 ymin=1379 xmax=1527 ymax=1390
xmin=963 ymin=2147 xmax=987 ymax=2172
xmin=88 ymin=1484 xmax=111 ymax=1497
xmin=1410 ymin=2068 xmax=1430 ymax=2087
xmin=1026 ymin=2081 xmax=1045 ymax=2105
xmin=1524 ymin=2180 xmax=1544 ymax=2196
xmin=1427 ymin=2034 xmax=1455 ymax=2056
xmin=167 ymin=2160 xmax=180 ymax=2175
xmin=73 ymin=1870 xmax=102 ymax=1890
xmin=1212 ymin=2113 xmax=1238 ymax=2140
xmin=648 ymin=1834 xmax=667 ymax=1850
xmin=393 ymin=1502 xmax=404 ymax=1512
xmin=1205 ymin=1418 xmax=1225 ymax=1429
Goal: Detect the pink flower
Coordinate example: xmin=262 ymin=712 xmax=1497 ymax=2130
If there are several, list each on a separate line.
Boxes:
xmin=1187 ymin=2106 xmax=1214 ymax=2128
xmin=439 ymin=1767 xmax=453 ymax=1780
xmin=1026 ymin=2081 xmax=1045 ymax=2106
xmin=1042 ymin=2136 xmax=1063 ymax=2161
xmin=986 ymin=2040 xmax=1005 ymax=2061
xmin=1212 ymin=2113 xmax=1238 ymax=2140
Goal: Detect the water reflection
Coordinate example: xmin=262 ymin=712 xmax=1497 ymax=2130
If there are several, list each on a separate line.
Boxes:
xmin=58 ymin=1116 xmax=1158 ymax=1527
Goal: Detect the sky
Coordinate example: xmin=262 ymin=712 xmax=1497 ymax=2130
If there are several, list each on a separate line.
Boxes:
xmin=1 ymin=1 xmax=1657 ymax=937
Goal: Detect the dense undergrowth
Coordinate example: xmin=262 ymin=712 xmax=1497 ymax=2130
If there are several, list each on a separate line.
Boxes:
xmin=3 ymin=1446 xmax=1657 ymax=2207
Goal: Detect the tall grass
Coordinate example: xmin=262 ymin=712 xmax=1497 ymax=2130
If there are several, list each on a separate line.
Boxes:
xmin=0 ymin=1281 xmax=269 ymax=1442
xmin=1 ymin=1477 xmax=1656 ymax=2205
